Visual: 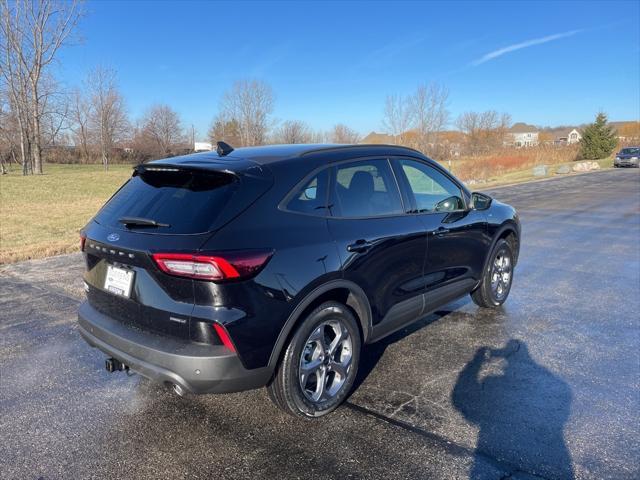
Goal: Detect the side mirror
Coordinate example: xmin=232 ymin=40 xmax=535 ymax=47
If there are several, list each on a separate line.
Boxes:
xmin=471 ymin=192 xmax=492 ymax=210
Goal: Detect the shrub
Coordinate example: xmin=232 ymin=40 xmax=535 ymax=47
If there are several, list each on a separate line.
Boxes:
xmin=579 ymin=113 xmax=618 ymax=160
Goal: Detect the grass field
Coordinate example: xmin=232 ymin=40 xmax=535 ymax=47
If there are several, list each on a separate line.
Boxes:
xmin=0 ymin=158 xmax=614 ymax=264
xmin=0 ymin=164 xmax=132 ymax=264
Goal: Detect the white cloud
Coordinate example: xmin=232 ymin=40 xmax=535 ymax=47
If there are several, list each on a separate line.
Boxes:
xmin=472 ymin=29 xmax=582 ymax=66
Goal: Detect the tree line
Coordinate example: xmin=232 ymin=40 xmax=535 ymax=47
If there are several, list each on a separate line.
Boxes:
xmin=1 ymin=1 xmax=628 ymax=176
xmin=1 ymin=0 xmax=81 ymax=174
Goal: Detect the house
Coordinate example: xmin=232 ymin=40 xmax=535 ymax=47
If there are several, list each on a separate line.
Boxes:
xmin=555 ymin=128 xmax=582 ymax=145
xmin=507 ymin=123 xmax=539 ymax=147
xmin=360 ymin=132 xmax=396 ymax=144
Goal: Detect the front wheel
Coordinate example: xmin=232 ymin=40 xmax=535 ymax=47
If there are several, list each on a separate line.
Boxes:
xmin=471 ymin=239 xmax=514 ymax=308
xmin=267 ymin=301 xmax=361 ymax=418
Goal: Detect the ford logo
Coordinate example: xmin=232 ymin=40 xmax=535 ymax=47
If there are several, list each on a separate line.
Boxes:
xmin=107 ymin=233 xmax=120 ymax=242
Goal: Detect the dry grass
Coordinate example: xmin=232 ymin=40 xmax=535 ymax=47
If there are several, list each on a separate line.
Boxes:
xmin=0 ymin=164 xmax=132 ymax=264
xmin=451 ymin=145 xmax=580 ymax=182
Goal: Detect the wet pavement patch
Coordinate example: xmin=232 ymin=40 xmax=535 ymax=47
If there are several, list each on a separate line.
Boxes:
xmin=1 ymin=169 xmax=639 ymax=479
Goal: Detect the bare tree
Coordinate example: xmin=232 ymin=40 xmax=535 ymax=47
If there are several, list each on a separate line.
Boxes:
xmin=218 ymin=79 xmax=274 ymax=146
xmin=38 ymin=74 xmax=69 ymax=147
xmin=310 ymin=129 xmax=326 ymax=143
xmin=273 ymin=120 xmax=312 ymax=144
xmin=69 ymin=88 xmax=92 ymax=162
xmin=0 ymin=0 xmax=82 ymax=174
xmin=0 ymin=2 xmax=32 ymax=174
xmin=87 ymin=67 xmax=128 ymax=170
xmin=407 ymin=83 xmax=449 ymax=154
xmin=331 ymin=124 xmax=360 ymax=144
xmin=0 ymin=92 xmax=15 ymax=173
xmin=456 ymin=110 xmax=511 ymax=155
xmin=139 ymin=104 xmax=184 ymax=156
xmin=382 ymin=94 xmax=412 ymax=145
xmin=0 ymin=89 xmax=18 ymax=172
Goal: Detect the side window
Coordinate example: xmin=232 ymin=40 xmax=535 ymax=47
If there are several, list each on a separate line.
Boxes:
xmin=399 ymin=159 xmax=465 ymax=213
xmin=330 ymin=159 xmax=403 ymax=218
xmin=285 ymin=168 xmax=329 ymax=215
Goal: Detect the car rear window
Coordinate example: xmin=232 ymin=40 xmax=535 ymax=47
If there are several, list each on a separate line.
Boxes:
xmin=94 ymin=167 xmax=238 ymax=234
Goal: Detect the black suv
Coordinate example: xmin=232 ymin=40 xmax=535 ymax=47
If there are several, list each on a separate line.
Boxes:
xmin=78 ymin=143 xmax=520 ymax=418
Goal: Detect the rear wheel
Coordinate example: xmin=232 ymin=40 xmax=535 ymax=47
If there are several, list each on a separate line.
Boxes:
xmin=471 ymin=239 xmax=514 ymax=308
xmin=267 ymin=301 xmax=360 ymax=418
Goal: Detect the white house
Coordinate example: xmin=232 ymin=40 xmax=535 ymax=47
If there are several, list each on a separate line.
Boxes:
xmin=567 ymin=129 xmax=581 ymax=144
xmin=565 ymin=129 xmax=581 ymax=144
xmin=508 ymin=123 xmax=539 ymax=147
xmin=554 ymin=128 xmax=582 ymax=145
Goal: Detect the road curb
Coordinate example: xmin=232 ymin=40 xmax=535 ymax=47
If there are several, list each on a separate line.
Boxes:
xmin=480 ymin=167 xmax=617 ymax=191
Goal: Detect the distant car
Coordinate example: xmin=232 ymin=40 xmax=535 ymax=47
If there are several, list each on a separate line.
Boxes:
xmin=614 ymin=147 xmax=640 ymax=168
xmin=78 ymin=143 xmax=520 ymax=418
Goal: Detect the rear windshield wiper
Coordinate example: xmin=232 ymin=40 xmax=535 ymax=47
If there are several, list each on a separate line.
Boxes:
xmin=118 ymin=216 xmax=170 ymax=228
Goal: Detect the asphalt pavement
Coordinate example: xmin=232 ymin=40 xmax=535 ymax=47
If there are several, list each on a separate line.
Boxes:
xmin=1 ymin=168 xmax=639 ymax=480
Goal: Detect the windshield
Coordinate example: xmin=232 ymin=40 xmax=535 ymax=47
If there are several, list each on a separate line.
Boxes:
xmin=94 ymin=168 xmax=238 ymax=234
xmin=620 ymin=148 xmax=640 ymax=155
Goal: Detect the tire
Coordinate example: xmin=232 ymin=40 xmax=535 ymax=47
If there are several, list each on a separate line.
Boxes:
xmin=471 ymin=239 xmax=514 ymax=308
xmin=267 ymin=301 xmax=361 ymax=418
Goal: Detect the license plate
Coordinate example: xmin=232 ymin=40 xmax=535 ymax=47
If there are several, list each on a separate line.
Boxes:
xmin=104 ymin=265 xmax=134 ymax=298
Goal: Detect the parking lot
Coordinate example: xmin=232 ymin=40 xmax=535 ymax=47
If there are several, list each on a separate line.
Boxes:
xmin=1 ymin=168 xmax=638 ymax=480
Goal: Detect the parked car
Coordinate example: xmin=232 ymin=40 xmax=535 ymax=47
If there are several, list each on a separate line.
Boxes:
xmin=78 ymin=143 xmax=520 ymax=418
xmin=614 ymin=147 xmax=640 ymax=168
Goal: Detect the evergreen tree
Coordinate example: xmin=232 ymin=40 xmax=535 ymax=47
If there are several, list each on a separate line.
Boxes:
xmin=579 ymin=113 xmax=618 ymax=160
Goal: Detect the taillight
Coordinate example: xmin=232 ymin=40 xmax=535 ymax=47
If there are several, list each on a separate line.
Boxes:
xmin=80 ymin=234 xmax=87 ymax=252
xmin=213 ymin=323 xmax=236 ymax=352
xmin=151 ymin=250 xmax=273 ymax=282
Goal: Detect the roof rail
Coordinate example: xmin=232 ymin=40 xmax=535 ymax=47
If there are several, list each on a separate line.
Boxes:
xmin=299 ymin=143 xmax=425 ymax=158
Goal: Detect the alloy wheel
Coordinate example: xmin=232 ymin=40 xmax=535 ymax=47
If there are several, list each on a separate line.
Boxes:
xmin=298 ymin=320 xmax=353 ymax=403
xmin=490 ymin=250 xmax=512 ymax=302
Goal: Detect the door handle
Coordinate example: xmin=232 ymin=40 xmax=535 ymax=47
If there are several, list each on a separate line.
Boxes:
xmin=434 ymin=227 xmax=450 ymax=236
xmin=347 ymin=239 xmax=373 ymax=253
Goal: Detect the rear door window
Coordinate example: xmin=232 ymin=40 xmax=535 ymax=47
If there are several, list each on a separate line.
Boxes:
xmin=330 ymin=159 xmax=403 ymax=218
xmin=94 ymin=168 xmax=238 ymax=234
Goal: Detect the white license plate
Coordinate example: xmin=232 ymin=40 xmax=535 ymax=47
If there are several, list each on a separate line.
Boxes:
xmin=104 ymin=265 xmax=134 ymax=298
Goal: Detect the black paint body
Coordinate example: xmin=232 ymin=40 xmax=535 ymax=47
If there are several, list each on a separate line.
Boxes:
xmin=78 ymin=144 xmax=520 ymax=393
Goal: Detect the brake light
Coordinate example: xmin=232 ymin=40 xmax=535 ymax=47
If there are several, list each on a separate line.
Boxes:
xmin=151 ymin=250 xmax=273 ymax=281
xmin=213 ymin=323 xmax=236 ymax=352
xmin=80 ymin=234 xmax=87 ymax=252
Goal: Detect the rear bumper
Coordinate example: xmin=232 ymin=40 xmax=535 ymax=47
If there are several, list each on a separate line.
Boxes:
xmin=77 ymin=301 xmax=271 ymax=394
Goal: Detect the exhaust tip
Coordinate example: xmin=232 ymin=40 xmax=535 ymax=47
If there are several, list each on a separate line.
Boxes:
xmin=105 ymin=357 xmax=126 ymax=373
xmin=172 ymin=383 xmax=186 ymax=397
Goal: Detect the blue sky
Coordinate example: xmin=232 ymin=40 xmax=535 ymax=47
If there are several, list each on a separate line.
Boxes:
xmin=57 ymin=0 xmax=640 ymax=140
